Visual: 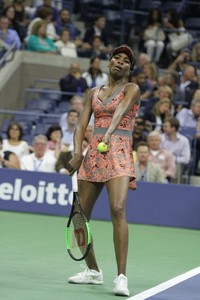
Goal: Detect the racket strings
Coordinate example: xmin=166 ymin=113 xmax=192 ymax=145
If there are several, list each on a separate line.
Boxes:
xmin=70 ymin=212 xmax=88 ymax=257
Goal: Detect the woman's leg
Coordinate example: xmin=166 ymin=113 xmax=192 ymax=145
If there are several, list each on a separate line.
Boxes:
xmin=106 ymin=176 xmax=130 ymax=275
xmin=144 ymin=40 xmax=155 ymax=61
xmin=78 ymin=180 xmax=104 ymax=271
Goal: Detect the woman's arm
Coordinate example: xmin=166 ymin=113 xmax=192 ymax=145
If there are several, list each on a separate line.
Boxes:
xmin=67 ymin=88 xmax=94 ymax=174
xmin=103 ymin=83 xmax=140 ymax=143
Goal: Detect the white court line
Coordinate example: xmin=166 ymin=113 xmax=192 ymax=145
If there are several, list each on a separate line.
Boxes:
xmin=128 ymin=266 xmax=200 ymax=300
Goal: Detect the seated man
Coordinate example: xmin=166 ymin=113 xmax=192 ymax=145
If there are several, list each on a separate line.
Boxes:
xmin=135 ymin=142 xmax=165 ymax=183
xmin=161 ymin=117 xmax=191 ymax=182
xmin=147 ymin=131 xmax=176 ymax=182
xmin=20 ymin=134 xmax=56 ymax=172
xmin=59 ymin=63 xmax=88 ymax=101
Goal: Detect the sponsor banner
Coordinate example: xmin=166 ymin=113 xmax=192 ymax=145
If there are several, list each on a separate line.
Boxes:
xmin=0 ymin=169 xmax=200 ymax=229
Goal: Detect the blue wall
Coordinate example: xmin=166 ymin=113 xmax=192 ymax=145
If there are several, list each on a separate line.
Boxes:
xmin=0 ymin=169 xmax=200 ymax=229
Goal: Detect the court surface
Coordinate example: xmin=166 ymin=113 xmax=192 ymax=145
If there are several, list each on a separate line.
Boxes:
xmin=0 ymin=210 xmax=200 ymax=300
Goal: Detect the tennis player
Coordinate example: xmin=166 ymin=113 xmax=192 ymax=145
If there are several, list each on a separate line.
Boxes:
xmin=67 ymin=44 xmax=140 ymax=296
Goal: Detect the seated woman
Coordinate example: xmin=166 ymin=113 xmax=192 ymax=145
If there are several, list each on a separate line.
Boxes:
xmin=54 ymin=28 xmax=77 ymax=57
xmin=143 ymin=98 xmax=172 ymax=131
xmin=45 ymin=124 xmax=63 ymax=159
xmin=142 ymin=8 xmax=166 ymax=63
xmin=82 ymin=56 xmax=108 ymax=88
xmin=0 ymin=135 xmax=20 ymax=169
xmin=25 ymin=20 xmax=58 ymax=53
xmin=2 ymin=121 xmax=29 ymax=159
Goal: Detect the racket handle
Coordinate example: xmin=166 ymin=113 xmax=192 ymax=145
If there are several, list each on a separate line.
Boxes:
xmin=72 ymin=172 xmax=78 ymax=192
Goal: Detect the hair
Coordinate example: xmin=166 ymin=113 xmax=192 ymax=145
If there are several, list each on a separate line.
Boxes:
xmin=136 ymin=141 xmax=149 ymax=151
xmin=191 ymin=98 xmax=200 ymax=107
xmin=164 ymin=117 xmax=180 ymax=131
xmin=147 ymin=8 xmax=162 ymax=25
xmin=37 ymin=6 xmax=53 ymax=19
xmin=59 ymin=8 xmax=70 ymax=15
xmin=191 ymin=42 xmax=200 ymax=62
xmin=6 ymin=121 xmax=23 ymax=140
xmin=31 ymin=20 xmax=47 ymax=35
xmin=94 ymin=15 xmax=105 ymax=23
xmin=153 ymin=98 xmax=171 ymax=116
xmin=144 ymin=62 xmax=158 ymax=80
xmin=67 ymin=109 xmax=80 ymax=117
xmin=33 ymin=134 xmax=48 ymax=145
xmin=165 ymin=70 xmax=179 ymax=83
xmin=158 ymin=85 xmax=173 ymax=100
xmin=45 ymin=124 xmax=62 ymax=140
xmin=60 ymin=28 xmax=70 ymax=35
xmin=0 ymin=135 xmax=2 ymax=143
xmin=147 ymin=130 xmax=161 ymax=141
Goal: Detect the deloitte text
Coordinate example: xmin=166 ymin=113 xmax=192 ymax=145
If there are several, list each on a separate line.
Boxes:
xmin=0 ymin=178 xmax=71 ymax=205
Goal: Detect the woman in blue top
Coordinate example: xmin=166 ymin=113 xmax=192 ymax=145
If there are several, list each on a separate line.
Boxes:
xmin=26 ymin=20 xmax=57 ymax=53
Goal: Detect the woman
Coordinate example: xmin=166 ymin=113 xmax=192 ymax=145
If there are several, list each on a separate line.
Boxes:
xmin=142 ymin=8 xmax=166 ymax=63
xmin=0 ymin=135 xmax=20 ymax=169
xmin=143 ymin=98 xmax=171 ymax=131
xmin=26 ymin=20 xmax=57 ymax=53
xmin=82 ymin=56 xmax=108 ymax=88
xmin=45 ymin=124 xmax=63 ymax=159
xmin=164 ymin=8 xmax=193 ymax=57
xmin=67 ymin=44 xmax=140 ymax=296
xmin=54 ymin=28 xmax=77 ymax=58
xmin=3 ymin=121 xmax=29 ymax=158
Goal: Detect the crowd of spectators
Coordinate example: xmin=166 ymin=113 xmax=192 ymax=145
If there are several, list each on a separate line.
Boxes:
xmin=0 ymin=1 xmax=200 ymax=183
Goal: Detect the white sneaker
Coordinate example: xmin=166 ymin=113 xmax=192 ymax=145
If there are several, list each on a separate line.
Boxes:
xmin=68 ymin=268 xmax=103 ymax=284
xmin=113 ymin=274 xmax=130 ymax=296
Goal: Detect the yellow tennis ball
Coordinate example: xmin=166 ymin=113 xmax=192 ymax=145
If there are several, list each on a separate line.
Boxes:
xmin=97 ymin=142 xmax=109 ymax=153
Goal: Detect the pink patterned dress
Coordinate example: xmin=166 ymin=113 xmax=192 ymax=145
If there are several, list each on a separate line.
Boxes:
xmin=78 ymin=85 xmax=139 ymax=190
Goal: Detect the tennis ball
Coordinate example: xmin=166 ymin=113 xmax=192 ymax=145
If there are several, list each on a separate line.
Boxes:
xmin=97 ymin=142 xmax=109 ymax=153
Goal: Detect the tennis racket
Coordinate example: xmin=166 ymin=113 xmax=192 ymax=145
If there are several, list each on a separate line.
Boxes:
xmin=66 ymin=172 xmax=92 ymax=261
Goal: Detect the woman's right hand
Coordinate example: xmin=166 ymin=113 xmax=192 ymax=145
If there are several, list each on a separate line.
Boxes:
xmin=67 ymin=153 xmax=83 ymax=176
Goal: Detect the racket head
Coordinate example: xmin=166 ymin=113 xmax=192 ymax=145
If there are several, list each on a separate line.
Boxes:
xmin=66 ymin=211 xmax=92 ymax=261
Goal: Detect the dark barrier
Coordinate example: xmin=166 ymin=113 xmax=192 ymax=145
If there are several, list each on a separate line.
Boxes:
xmin=0 ymin=169 xmax=200 ymax=229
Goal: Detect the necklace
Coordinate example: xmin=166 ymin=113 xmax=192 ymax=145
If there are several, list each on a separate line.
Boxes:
xmin=108 ymin=80 xmax=126 ymax=94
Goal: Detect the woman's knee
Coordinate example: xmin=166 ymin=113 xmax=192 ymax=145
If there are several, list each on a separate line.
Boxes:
xmin=110 ymin=202 xmax=126 ymax=220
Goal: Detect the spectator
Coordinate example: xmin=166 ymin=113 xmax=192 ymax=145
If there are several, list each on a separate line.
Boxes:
xmin=59 ymin=63 xmax=88 ymax=101
xmin=142 ymin=8 xmax=166 ymax=63
xmin=161 ymin=117 xmax=191 ymax=166
xmin=164 ymin=8 xmax=193 ymax=58
xmin=55 ymin=8 xmax=81 ymax=43
xmin=61 ymin=109 xmax=79 ymax=147
xmin=135 ymin=142 xmax=165 ymax=183
xmin=177 ymin=64 xmax=198 ymax=108
xmin=133 ymin=70 xmax=153 ymax=101
xmin=132 ymin=117 xmax=147 ymax=151
xmin=26 ymin=20 xmax=57 ymax=52
xmin=3 ymin=5 xmax=27 ymax=42
xmin=143 ymin=98 xmax=171 ymax=131
xmin=82 ymin=56 xmax=108 ymax=88
xmin=20 ymin=134 xmax=56 ymax=172
xmin=45 ymin=124 xmax=63 ymax=159
xmin=176 ymin=98 xmax=200 ymax=175
xmin=132 ymin=52 xmax=150 ymax=78
xmin=143 ymin=62 xmax=158 ymax=90
xmin=0 ymin=135 xmax=20 ymax=169
xmin=34 ymin=0 xmax=59 ymax=22
xmin=191 ymin=42 xmax=200 ymax=63
xmin=59 ymin=95 xmax=84 ymax=130
xmin=83 ymin=15 xmax=111 ymax=53
xmin=78 ymin=35 xmax=108 ymax=60
xmin=2 ymin=121 xmax=29 ymax=159
xmin=0 ymin=15 xmax=21 ymax=49
xmin=27 ymin=6 xmax=58 ymax=41
xmin=168 ymin=48 xmax=191 ymax=74
xmin=55 ymin=137 xmax=89 ymax=174
xmin=54 ymin=28 xmax=77 ymax=58
xmin=147 ymin=131 xmax=176 ymax=181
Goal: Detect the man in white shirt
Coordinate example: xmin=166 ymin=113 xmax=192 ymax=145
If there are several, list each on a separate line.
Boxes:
xmin=20 ymin=135 xmax=56 ymax=172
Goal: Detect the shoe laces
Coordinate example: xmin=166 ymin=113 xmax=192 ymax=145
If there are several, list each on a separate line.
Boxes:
xmin=114 ymin=274 xmax=127 ymax=286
